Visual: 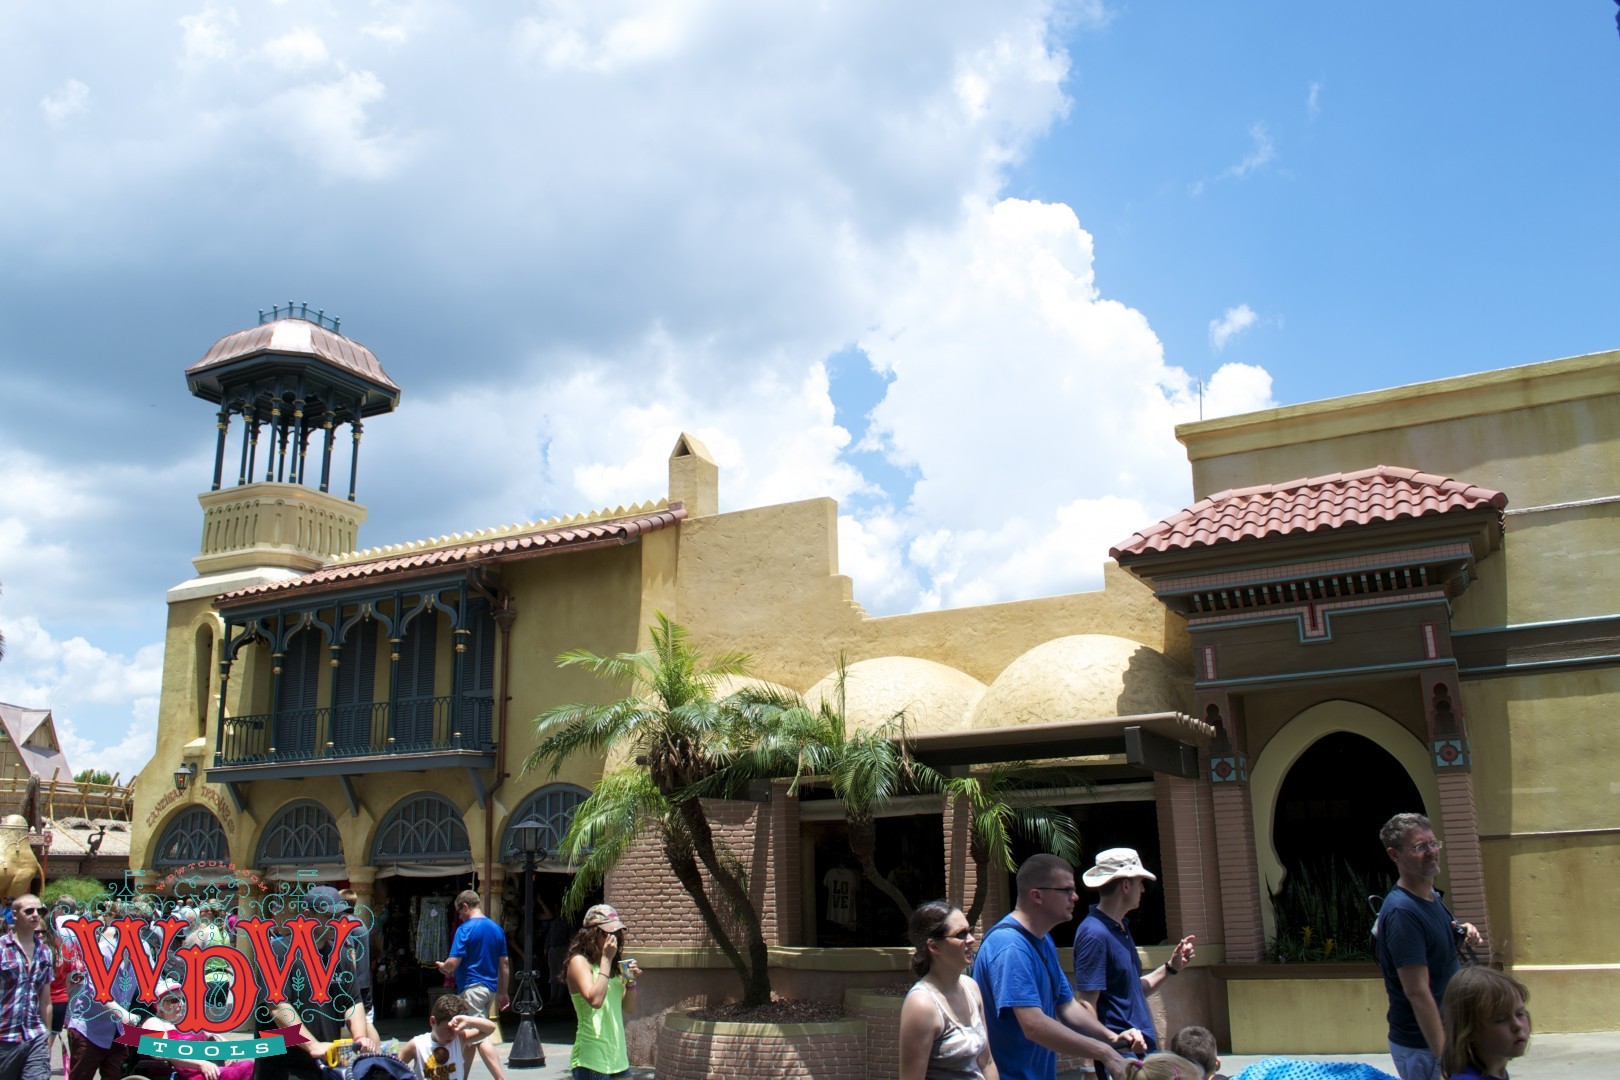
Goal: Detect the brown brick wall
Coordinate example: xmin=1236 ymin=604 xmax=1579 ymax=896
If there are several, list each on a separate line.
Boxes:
xmin=847 ymin=992 xmax=901 ymax=1080
xmin=656 ymin=1022 xmax=868 ymax=1080
xmin=1434 ymin=769 xmax=1491 ymax=951
xmin=607 ymin=794 xmax=797 ymax=947
xmin=1211 ymin=783 xmax=1265 ymax=962
xmin=943 ymin=794 xmax=981 ymax=926
xmin=1155 ymin=773 xmax=1223 ymax=945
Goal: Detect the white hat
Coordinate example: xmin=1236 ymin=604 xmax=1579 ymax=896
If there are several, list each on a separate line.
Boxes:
xmin=153 ymin=978 xmax=185 ymax=1002
xmin=1081 ymin=848 xmax=1157 ymax=888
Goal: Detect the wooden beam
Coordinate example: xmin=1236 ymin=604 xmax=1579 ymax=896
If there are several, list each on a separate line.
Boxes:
xmin=1123 ymin=725 xmax=1200 ymax=780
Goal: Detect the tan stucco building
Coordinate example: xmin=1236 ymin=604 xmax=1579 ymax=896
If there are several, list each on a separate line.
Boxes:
xmin=130 ymin=316 xmax=1617 ymax=1061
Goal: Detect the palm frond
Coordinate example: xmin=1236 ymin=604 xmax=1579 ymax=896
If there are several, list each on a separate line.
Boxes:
xmin=556 ymin=768 xmax=670 ymax=914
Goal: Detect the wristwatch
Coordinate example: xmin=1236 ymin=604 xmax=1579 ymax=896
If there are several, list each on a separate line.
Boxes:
xmin=1165 ymin=961 xmax=1180 ymax=975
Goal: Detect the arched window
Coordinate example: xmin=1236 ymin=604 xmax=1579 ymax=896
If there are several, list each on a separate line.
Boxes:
xmin=153 ymin=807 xmax=228 ymax=868
xmin=371 ymin=793 xmax=470 ymax=865
xmin=193 ymin=623 xmax=214 ymax=739
xmin=500 ymin=785 xmax=589 ymax=861
xmin=256 ymin=800 xmax=344 ymax=866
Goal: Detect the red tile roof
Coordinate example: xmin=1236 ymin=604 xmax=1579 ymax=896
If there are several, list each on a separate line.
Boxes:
xmin=1110 ymin=466 xmax=1507 ymax=558
xmin=218 ymin=504 xmax=687 ymax=604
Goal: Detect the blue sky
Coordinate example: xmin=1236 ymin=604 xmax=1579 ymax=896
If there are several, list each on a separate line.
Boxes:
xmin=1 ymin=2 xmax=1616 ymax=773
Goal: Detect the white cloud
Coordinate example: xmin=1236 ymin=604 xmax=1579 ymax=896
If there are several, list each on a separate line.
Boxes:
xmin=1190 ymin=120 xmax=1277 ymax=195
xmin=0 ymin=614 xmax=162 ymax=780
xmin=1223 ymin=121 xmax=1276 ymax=180
xmin=262 ymin=71 xmax=417 ymax=180
xmin=1209 ymin=303 xmax=1259 ymax=351
xmin=40 ymin=79 xmax=90 ymax=124
xmin=263 ymin=27 xmax=330 ymax=70
xmin=851 ymin=196 xmax=1276 ymax=609
xmin=179 ymin=8 xmax=236 ymax=63
xmin=1308 ymin=79 xmax=1322 ymax=120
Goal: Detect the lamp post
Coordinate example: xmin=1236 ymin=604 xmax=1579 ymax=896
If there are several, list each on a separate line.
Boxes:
xmin=173 ymin=762 xmax=197 ymax=793
xmin=506 ymin=815 xmax=547 ymax=1069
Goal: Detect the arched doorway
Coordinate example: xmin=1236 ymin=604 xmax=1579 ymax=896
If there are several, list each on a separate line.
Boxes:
xmin=1249 ymin=700 xmax=1442 ymax=949
xmin=369 ymin=793 xmax=475 ymax=1017
xmin=1269 ymin=731 xmax=1422 ymax=959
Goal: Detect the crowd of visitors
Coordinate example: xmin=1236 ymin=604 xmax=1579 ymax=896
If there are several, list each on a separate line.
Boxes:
xmin=0 ymin=809 xmax=1527 ymax=1080
xmin=890 ymin=813 xmax=1527 ymax=1080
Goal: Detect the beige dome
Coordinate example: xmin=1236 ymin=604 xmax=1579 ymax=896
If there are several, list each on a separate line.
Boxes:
xmin=971 ymin=635 xmax=1190 ymax=729
xmin=805 ymin=657 xmax=986 ymax=736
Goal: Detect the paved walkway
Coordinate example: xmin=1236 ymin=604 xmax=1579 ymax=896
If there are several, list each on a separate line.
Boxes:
xmin=56 ymin=1018 xmax=1614 ymax=1078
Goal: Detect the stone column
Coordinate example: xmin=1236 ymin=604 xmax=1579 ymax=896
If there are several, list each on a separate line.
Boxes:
xmin=1154 ymin=772 xmax=1223 ymax=946
xmin=767 ymin=780 xmax=802 ymax=946
xmin=943 ymin=793 xmax=981 ymax=926
xmin=1209 ymin=762 xmax=1265 ymax=963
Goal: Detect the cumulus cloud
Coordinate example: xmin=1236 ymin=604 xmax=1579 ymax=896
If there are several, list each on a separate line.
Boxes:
xmin=0 ymin=2 xmax=1279 ymax=762
xmin=1209 ymin=303 xmax=1259 ymax=351
xmin=40 ymin=79 xmax=90 ymax=124
xmin=263 ymin=27 xmax=330 ymax=70
xmin=0 ymin=614 xmax=162 ymax=779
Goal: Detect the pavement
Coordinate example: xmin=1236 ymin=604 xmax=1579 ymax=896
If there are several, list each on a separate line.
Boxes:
xmin=55 ymin=1017 xmax=1617 ymax=1079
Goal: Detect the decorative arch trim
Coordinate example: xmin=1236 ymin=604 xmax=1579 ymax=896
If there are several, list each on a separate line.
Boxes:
xmin=256 ymin=799 xmax=345 ymax=865
xmin=152 ymin=805 xmax=229 ymax=868
xmin=1249 ymin=699 xmax=1443 ymax=946
xmin=371 ymin=792 xmax=471 ymax=864
xmin=499 ymin=784 xmax=590 ymax=861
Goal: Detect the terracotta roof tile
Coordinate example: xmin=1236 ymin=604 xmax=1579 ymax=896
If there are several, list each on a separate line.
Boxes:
xmin=217 ymin=503 xmax=687 ymax=603
xmin=1110 ymin=466 xmax=1507 ymax=558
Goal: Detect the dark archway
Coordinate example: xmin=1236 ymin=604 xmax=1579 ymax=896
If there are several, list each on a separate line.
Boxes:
xmin=1269 ymin=731 xmax=1424 ymax=959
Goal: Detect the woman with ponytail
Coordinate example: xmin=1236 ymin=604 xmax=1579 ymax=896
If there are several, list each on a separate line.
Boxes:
xmin=898 ymin=901 xmax=997 ymax=1080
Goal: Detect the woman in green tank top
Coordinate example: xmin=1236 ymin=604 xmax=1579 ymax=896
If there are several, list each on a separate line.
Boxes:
xmin=565 ymin=904 xmax=641 ymax=1080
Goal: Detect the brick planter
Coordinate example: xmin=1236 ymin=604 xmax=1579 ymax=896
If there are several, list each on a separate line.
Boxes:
xmin=844 ymin=988 xmax=903 ymax=1079
xmin=657 ymin=1011 xmax=870 ymax=1080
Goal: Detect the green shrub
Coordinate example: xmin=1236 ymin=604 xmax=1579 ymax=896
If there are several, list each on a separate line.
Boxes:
xmin=43 ymin=877 xmax=108 ymax=910
xmin=1267 ymin=859 xmax=1378 ymax=962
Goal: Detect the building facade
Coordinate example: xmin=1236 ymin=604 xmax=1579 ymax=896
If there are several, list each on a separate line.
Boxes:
xmin=129 ymin=316 xmax=1617 ymax=1059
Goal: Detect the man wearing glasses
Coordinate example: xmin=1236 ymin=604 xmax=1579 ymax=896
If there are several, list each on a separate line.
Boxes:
xmin=973 ymin=854 xmax=1135 ymax=1080
xmin=0 ymin=896 xmax=52 ymax=1080
xmin=1373 ymin=812 xmax=1483 ymax=1080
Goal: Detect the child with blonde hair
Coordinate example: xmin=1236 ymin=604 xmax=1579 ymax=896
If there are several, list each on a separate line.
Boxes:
xmin=1124 ymin=1053 xmax=1202 ymax=1080
xmin=1440 ymin=967 xmax=1530 ymax=1079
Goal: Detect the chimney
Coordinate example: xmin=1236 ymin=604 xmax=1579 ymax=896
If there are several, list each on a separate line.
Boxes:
xmin=668 ymin=432 xmax=718 ymax=518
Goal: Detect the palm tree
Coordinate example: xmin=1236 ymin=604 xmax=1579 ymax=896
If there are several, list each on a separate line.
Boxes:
xmin=722 ymin=665 xmax=922 ymax=919
xmin=941 ymin=765 xmax=1083 ymax=926
xmin=523 ymin=614 xmax=775 ymax=1007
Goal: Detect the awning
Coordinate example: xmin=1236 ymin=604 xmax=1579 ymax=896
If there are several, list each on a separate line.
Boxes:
xmin=907 ymin=712 xmax=1214 ymax=779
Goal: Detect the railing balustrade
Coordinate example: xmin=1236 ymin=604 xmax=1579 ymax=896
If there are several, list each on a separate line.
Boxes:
xmin=215 ymin=695 xmax=496 ymax=766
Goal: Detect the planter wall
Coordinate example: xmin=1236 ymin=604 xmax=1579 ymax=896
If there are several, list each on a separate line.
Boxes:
xmin=658 ymin=1012 xmax=869 ymax=1080
xmin=1225 ymin=966 xmax=1385 ymax=1054
xmin=844 ymin=988 xmax=901 ymax=1079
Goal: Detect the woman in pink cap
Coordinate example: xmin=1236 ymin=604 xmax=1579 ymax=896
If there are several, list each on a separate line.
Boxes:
xmin=564 ymin=905 xmax=641 ymax=1080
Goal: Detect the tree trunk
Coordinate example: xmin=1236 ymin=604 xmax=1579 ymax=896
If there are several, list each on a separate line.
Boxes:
xmin=676 ymin=797 xmax=773 ymax=1007
xmin=664 ymin=831 xmax=749 ymax=984
xmin=848 ymin=811 xmax=914 ymax=919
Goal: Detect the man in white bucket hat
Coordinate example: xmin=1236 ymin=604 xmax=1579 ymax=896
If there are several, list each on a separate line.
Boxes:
xmin=1073 ymin=848 xmax=1196 ymax=1061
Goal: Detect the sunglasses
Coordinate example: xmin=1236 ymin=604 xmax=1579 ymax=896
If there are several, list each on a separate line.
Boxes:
xmin=17 ymin=907 xmax=43 ymax=917
xmin=937 ymin=929 xmax=974 ymax=941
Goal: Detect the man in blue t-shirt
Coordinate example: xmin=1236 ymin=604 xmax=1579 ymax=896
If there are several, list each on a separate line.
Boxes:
xmin=1374 ymin=812 xmax=1482 ymax=1080
xmin=974 ymin=854 xmax=1137 ymax=1080
xmin=1073 ymin=848 xmax=1196 ymax=1059
xmin=436 ymin=889 xmax=511 ymax=1016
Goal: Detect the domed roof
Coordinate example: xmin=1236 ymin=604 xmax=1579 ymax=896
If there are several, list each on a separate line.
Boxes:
xmin=805 ymin=657 xmax=986 ymax=736
xmin=971 ymin=635 xmax=1190 ymax=730
xmin=187 ymin=317 xmax=400 ymax=414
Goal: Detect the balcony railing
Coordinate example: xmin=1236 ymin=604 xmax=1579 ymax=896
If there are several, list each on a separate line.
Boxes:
xmin=215 ymin=694 xmax=494 ymax=767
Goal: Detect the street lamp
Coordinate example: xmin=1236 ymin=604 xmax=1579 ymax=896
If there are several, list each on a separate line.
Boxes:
xmin=173 ymin=762 xmax=198 ymax=793
xmin=506 ymin=815 xmax=548 ymax=1070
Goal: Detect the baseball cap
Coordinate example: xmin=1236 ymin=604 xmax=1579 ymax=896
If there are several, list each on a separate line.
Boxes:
xmin=1080 ymin=848 xmax=1158 ymax=888
xmin=582 ymin=904 xmax=626 ymax=933
xmin=306 ymin=886 xmax=352 ymax=916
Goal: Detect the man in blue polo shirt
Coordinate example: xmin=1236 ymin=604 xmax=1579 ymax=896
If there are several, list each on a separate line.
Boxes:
xmin=1073 ymin=848 xmax=1196 ymax=1060
xmin=975 ymin=854 xmax=1135 ymax=1080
